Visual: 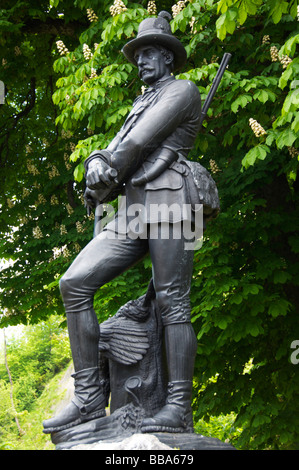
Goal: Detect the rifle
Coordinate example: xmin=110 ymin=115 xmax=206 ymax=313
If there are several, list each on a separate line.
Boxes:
xmin=198 ymin=52 xmax=232 ymax=128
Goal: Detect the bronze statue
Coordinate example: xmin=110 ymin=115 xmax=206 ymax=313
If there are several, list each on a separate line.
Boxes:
xmin=43 ymin=11 xmax=220 ymax=438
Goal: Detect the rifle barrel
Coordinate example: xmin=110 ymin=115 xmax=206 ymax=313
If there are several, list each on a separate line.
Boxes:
xmin=199 ymin=52 xmax=232 ymax=126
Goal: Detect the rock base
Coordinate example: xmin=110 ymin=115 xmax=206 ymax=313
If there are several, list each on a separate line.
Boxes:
xmin=51 ymin=403 xmax=235 ymax=450
xmin=55 ymin=429 xmax=235 ymax=451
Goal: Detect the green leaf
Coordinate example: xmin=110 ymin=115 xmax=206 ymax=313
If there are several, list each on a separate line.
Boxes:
xmin=273 ymin=270 xmax=292 ymax=284
xmin=73 ymin=163 xmax=84 ymax=182
xmin=248 ymin=324 xmax=260 ymax=337
xmin=269 ymin=0 xmax=289 ymax=23
xmin=216 ymin=13 xmax=227 ymax=41
xmin=242 ymin=144 xmax=270 ymax=169
xmin=282 ymin=88 xmax=299 ymax=114
xmin=216 ymin=9 xmax=237 ymax=40
xmin=279 ymin=66 xmax=294 ymax=90
xmin=253 ymin=89 xmax=269 ymax=103
xmin=50 ymin=0 xmax=60 ymax=7
xmin=217 ymin=0 xmax=229 ymax=14
xmin=243 ymin=284 xmax=261 ymax=296
xmin=275 ymin=128 xmax=297 ymax=149
xmin=265 ymin=130 xmax=278 ymax=145
xmin=237 ymin=4 xmax=247 ymax=24
xmin=231 ymin=94 xmax=252 ymax=112
xmin=252 ymin=414 xmax=271 ymax=427
xmin=124 ymin=23 xmax=134 ymax=37
xmin=52 ymin=89 xmax=61 ymax=105
xmin=291 ymin=113 xmax=299 ymax=133
xmin=288 ymin=235 xmax=299 ymax=253
xmin=280 ymin=34 xmax=299 ymax=57
xmin=231 ymin=293 xmax=243 ymax=304
xmin=218 ymin=318 xmax=228 ymax=329
xmin=245 ymin=0 xmax=263 ymax=15
xmin=268 ymin=299 xmax=290 ymax=318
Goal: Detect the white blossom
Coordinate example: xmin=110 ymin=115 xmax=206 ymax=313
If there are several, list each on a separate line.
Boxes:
xmin=83 ymin=43 xmax=93 ymax=60
xmin=288 ymin=146 xmax=299 ymax=158
xmin=87 ymin=8 xmax=98 ymax=22
xmin=51 ymin=195 xmax=59 ymax=205
xmin=60 ymin=224 xmax=67 ymax=235
xmin=73 ymin=242 xmax=81 ymax=253
xmin=48 ymin=165 xmax=60 ymax=179
xmin=27 ymin=159 xmax=40 ymax=175
xmin=37 ymin=194 xmax=46 ymax=205
xmin=66 ymin=203 xmax=74 ymax=215
xmin=62 ymin=245 xmax=71 ymax=258
xmin=64 ymin=153 xmax=72 ymax=170
xmin=270 ymin=45 xmax=279 ymax=62
xmin=56 ymin=40 xmax=69 ymax=56
xmin=76 ymin=221 xmax=85 ymax=233
xmin=33 ymin=227 xmax=43 ymax=239
xmin=249 ymin=118 xmax=267 ymax=137
xmin=172 ymin=0 xmax=188 ymax=18
xmin=262 ymin=35 xmax=270 ymax=44
xmin=110 ymin=0 xmax=127 ymax=16
xmin=90 ymin=68 xmax=98 ymax=78
xmin=280 ymin=54 xmax=292 ymax=69
xmin=147 ymin=1 xmax=157 ymax=15
xmin=209 ymin=159 xmax=220 ymax=174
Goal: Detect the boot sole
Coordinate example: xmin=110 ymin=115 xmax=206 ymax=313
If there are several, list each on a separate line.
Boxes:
xmin=141 ymin=425 xmax=194 ymax=433
xmin=43 ymin=409 xmax=106 ymax=434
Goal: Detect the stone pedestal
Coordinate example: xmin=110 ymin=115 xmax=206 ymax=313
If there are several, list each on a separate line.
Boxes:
xmin=54 ymin=430 xmax=236 ymax=450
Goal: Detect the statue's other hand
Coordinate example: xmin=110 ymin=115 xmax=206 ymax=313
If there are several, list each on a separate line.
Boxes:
xmin=131 ymin=174 xmax=147 ymax=186
xmin=86 ymin=159 xmax=115 ymax=190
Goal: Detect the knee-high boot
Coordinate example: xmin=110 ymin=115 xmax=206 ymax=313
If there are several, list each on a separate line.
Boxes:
xmin=43 ymin=310 xmax=109 ymax=433
xmin=141 ymin=322 xmax=197 ymax=433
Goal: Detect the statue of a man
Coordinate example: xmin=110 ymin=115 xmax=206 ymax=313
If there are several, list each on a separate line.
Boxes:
xmin=44 ymin=11 xmax=205 ymax=434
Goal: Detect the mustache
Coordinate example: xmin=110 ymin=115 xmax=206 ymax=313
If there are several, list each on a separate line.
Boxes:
xmin=138 ymin=67 xmax=154 ymax=78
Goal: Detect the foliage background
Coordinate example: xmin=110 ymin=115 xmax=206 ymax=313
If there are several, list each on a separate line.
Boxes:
xmin=0 ymin=0 xmax=299 ymax=449
xmin=0 ymin=316 xmax=71 ymax=449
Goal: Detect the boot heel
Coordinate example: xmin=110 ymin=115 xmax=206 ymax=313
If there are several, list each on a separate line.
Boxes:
xmin=141 ymin=381 xmax=194 ymax=433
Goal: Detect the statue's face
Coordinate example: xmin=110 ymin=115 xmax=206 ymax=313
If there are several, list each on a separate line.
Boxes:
xmin=134 ymin=45 xmax=172 ymax=86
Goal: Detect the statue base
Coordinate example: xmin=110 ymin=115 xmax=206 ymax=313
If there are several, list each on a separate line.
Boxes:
xmin=54 ymin=430 xmax=235 ymax=451
xmin=50 ymin=403 xmax=235 ymax=450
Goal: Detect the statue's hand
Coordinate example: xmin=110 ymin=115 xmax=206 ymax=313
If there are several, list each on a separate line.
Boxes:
xmin=86 ymin=159 xmax=118 ymax=190
xmin=83 ymin=187 xmax=97 ymax=211
xmin=131 ymin=174 xmax=148 ymax=186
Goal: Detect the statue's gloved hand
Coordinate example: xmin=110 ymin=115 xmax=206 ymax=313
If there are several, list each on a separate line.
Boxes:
xmin=131 ymin=148 xmax=178 ymax=187
xmin=84 ymin=187 xmax=96 ymax=208
xmin=131 ymin=173 xmax=148 ymax=186
xmin=83 ymin=187 xmax=99 ymax=216
xmin=86 ymin=159 xmax=118 ymax=190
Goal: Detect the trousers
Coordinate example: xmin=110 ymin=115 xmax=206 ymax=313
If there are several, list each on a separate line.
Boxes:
xmin=59 ymin=222 xmax=194 ymax=326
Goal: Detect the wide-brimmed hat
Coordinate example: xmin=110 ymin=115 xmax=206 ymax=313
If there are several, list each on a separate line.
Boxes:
xmin=122 ymin=11 xmax=187 ymax=71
